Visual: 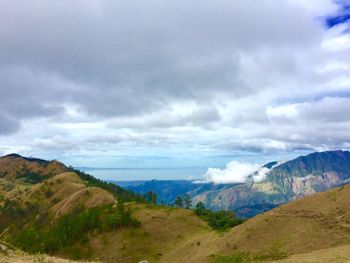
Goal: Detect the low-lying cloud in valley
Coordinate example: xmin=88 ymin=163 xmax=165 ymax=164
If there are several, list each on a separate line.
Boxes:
xmin=204 ymin=161 xmax=272 ymax=184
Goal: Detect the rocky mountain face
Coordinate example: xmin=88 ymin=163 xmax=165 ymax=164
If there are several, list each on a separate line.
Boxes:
xmin=267 ymin=150 xmax=350 ymax=197
xmin=126 ymin=151 xmax=350 ymax=218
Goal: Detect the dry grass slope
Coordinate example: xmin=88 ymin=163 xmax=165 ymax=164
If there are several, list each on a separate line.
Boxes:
xmin=272 ymin=244 xmax=350 ymax=263
xmin=0 ymin=154 xmax=68 ymax=180
xmin=216 ymin=184 xmax=350 ymax=259
xmin=87 ymin=204 xmax=216 ymax=263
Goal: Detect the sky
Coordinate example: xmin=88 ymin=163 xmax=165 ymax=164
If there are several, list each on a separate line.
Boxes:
xmin=0 ymin=0 xmax=350 ymax=181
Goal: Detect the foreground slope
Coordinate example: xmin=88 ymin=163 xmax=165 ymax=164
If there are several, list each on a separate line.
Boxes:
xmin=1 ymin=242 xmax=97 ymax=263
xmin=87 ymin=204 xmax=214 ymax=263
xmin=272 ymin=244 xmax=350 ymax=263
xmin=216 ymin=183 xmax=350 ymax=258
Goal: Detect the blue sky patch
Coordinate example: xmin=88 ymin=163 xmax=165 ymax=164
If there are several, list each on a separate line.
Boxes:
xmin=326 ymin=0 xmax=350 ymax=28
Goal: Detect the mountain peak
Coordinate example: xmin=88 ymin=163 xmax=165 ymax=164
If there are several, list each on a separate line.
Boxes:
xmin=4 ymin=153 xmax=23 ymax=158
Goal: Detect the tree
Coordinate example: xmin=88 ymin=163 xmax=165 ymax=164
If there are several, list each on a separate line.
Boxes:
xmin=175 ymin=196 xmax=183 ymax=208
xmin=195 ymin=201 xmax=206 ymax=216
xmin=183 ymin=194 xmax=192 ymax=209
xmin=143 ymin=191 xmax=157 ymax=205
xmin=193 ymin=202 xmax=244 ymax=231
xmin=151 ymin=192 xmax=157 ymax=205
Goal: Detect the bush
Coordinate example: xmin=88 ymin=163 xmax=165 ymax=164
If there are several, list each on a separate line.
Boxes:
xmin=22 ymin=171 xmax=44 ymax=184
xmin=194 ymin=202 xmax=244 ymax=231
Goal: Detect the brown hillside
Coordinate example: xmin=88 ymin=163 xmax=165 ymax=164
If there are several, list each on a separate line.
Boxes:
xmin=26 ymin=172 xmax=116 ymax=217
xmin=216 ymin=183 xmax=350 ymax=258
xmin=0 ymin=154 xmax=68 ymax=179
xmin=86 ymin=204 xmax=215 ymax=263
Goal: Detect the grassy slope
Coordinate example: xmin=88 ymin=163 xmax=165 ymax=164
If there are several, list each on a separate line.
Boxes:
xmin=0 ymin=154 xmax=68 ymax=180
xmin=1 ymin=170 xmax=217 ymax=262
xmin=1 ymin=172 xmax=116 ymax=218
xmin=215 ymin=183 xmax=350 ymax=260
xmin=2 ymin=250 xmax=97 ymax=263
xmin=87 ymin=203 xmax=216 ymax=263
xmin=272 ymin=244 xmax=350 ymax=263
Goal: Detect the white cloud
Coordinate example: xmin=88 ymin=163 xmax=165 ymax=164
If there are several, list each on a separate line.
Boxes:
xmin=204 ymin=160 xmax=285 ymax=184
xmin=205 ymin=161 xmax=260 ymax=184
xmin=253 ymin=167 xmax=271 ymax=182
xmin=266 ymin=104 xmax=299 ymax=121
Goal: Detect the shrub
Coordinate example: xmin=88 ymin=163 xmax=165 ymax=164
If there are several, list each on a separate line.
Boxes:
xmin=194 ymin=202 xmax=244 ymax=231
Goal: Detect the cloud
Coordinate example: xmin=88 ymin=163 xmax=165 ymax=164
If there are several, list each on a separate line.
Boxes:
xmin=204 ymin=161 xmax=262 ymax=184
xmin=0 ymin=0 xmax=349 ymax=166
xmin=204 ymin=159 xmax=285 ymax=184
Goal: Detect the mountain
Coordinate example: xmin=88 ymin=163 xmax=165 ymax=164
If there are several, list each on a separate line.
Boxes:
xmin=126 ymin=179 xmax=237 ymax=205
xmin=266 ymin=150 xmax=350 ymax=196
xmin=123 ymin=150 xmax=350 ymax=218
xmin=1 ymin=153 xmax=350 ymax=262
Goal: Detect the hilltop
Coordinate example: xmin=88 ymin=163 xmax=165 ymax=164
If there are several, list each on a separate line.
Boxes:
xmin=0 ymin=154 xmax=68 ymax=181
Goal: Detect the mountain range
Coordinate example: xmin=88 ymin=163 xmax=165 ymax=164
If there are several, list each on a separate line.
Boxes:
xmin=125 ymin=150 xmax=350 ymax=217
xmin=1 ymin=151 xmax=350 ymax=262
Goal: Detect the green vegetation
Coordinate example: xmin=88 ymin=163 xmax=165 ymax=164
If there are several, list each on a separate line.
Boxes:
xmin=173 ymin=194 xmax=191 ymax=208
xmin=0 ymin=199 xmax=39 ymax=231
xmin=183 ymin=193 xmax=192 ymax=209
xmin=175 ymin=195 xmax=184 ymax=208
xmin=143 ymin=191 xmax=157 ymax=204
xmin=21 ymin=171 xmax=44 ymax=184
xmin=7 ymin=202 xmax=140 ymax=255
xmin=211 ymin=247 xmax=288 ymax=263
xmin=195 ymin=201 xmax=244 ymax=231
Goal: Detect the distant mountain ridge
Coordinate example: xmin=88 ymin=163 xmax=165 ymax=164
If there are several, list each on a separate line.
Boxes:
xmin=123 ymin=150 xmax=350 ymax=218
xmin=266 ymin=150 xmax=350 ymax=197
xmin=126 ymin=179 xmax=238 ymax=205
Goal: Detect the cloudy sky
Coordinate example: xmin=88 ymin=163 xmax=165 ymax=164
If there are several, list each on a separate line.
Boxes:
xmin=0 ymin=0 xmax=350 ymax=180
